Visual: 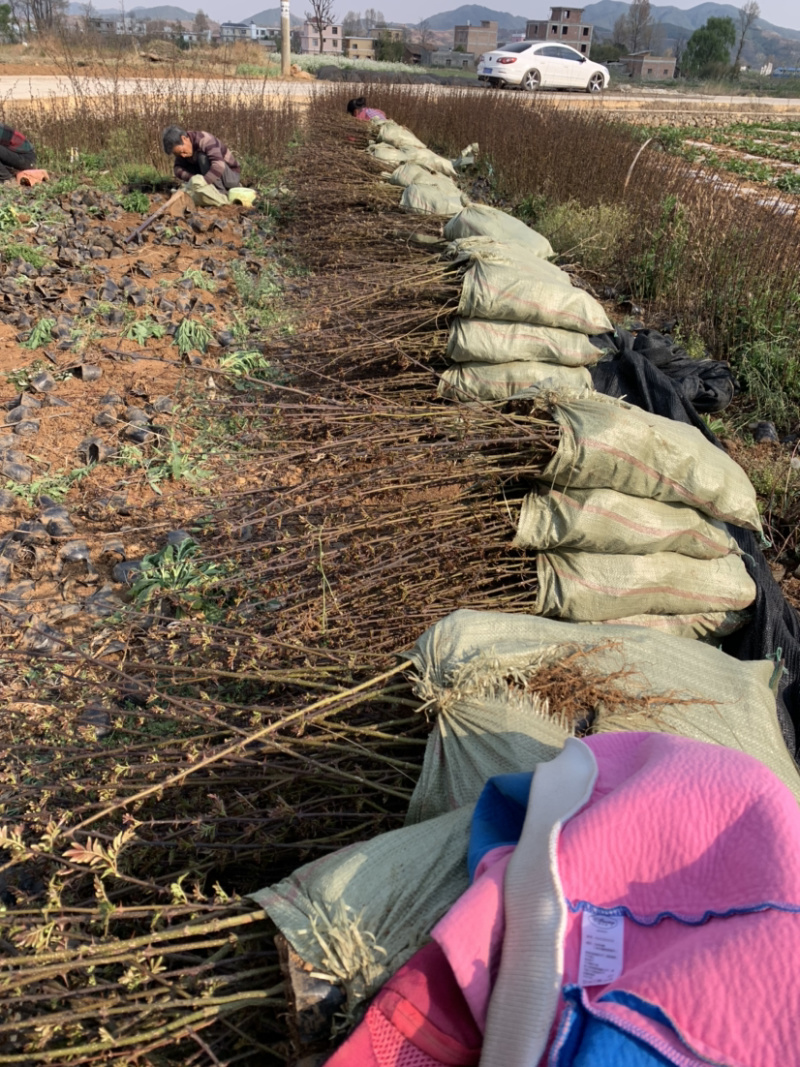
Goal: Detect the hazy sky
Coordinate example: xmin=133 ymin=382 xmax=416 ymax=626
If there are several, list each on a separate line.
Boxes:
xmin=184 ymin=0 xmax=800 ymax=35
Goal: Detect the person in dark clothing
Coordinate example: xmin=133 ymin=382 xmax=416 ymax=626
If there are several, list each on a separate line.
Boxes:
xmin=0 ymin=124 xmax=36 ymax=183
xmin=161 ymin=125 xmax=241 ymax=192
xmin=346 ymin=97 xmax=387 ymax=121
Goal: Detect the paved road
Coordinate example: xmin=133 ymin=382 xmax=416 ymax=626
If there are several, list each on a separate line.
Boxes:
xmin=0 ymin=74 xmax=325 ymax=99
xmin=0 ymin=74 xmax=328 ymax=100
xmin=4 ymin=73 xmax=800 ymax=112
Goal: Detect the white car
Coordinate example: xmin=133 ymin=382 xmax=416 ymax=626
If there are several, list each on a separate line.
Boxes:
xmin=478 ymin=41 xmax=609 ymax=93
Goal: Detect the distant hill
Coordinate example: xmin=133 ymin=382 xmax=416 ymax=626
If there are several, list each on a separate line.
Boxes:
xmin=67 ymin=3 xmax=199 ymax=16
xmin=128 ymin=5 xmax=198 ymax=19
xmin=583 ymin=1 xmax=800 ymax=43
xmin=584 ymin=1 xmax=800 ymax=67
xmin=422 ymin=6 xmax=527 ymax=32
xmin=245 ymin=8 xmax=303 ymax=26
xmin=420 ymin=2 xmax=800 ymax=48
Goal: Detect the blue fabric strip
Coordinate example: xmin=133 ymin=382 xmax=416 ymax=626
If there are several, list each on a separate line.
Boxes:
xmin=467 ymin=771 xmax=532 ymax=880
xmin=551 ymin=988 xmax=678 ymax=1067
xmin=567 ymin=898 xmax=800 ymax=926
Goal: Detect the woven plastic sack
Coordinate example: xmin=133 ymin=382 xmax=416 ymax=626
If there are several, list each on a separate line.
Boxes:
xmin=437 ymin=360 xmax=593 ymax=403
xmin=542 ymin=395 xmax=762 ymax=532
xmin=597 ymin=611 xmax=749 ymax=640
xmin=185 ymin=174 xmax=228 ymax=207
xmin=406 ymin=656 xmax=572 ymax=825
xmin=515 ymin=486 xmax=741 ymax=559
xmin=376 ymin=121 xmax=427 ymax=150
xmin=447 ymin=318 xmax=607 ymax=367
xmin=400 ymin=183 xmax=464 ymax=217
xmin=252 ymin=806 xmax=473 ymax=1012
xmin=446 ymin=236 xmax=574 ymax=288
xmin=388 ymin=162 xmax=458 ymax=189
xmin=459 ymin=260 xmax=613 ymax=335
xmin=444 ymin=204 xmax=554 ymax=259
xmin=407 ymin=609 xmax=799 ymax=803
xmin=367 ymin=142 xmax=457 ymax=178
xmin=368 ymin=142 xmax=416 ymax=166
xmin=405 ymin=149 xmax=458 ymax=179
xmin=535 ymin=550 xmax=756 ymax=621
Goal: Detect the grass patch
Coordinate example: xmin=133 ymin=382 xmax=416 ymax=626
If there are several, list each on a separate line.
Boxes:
xmin=521 ymin=197 xmax=634 ymax=276
xmin=2 ymin=243 xmax=50 ymax=268
xmin=120 ymin=190 xmax=150 ymax=213
xmin=732 ymin=338 xmax=800 ymax=432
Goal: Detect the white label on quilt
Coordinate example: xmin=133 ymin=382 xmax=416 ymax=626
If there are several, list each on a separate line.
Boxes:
xmin=578 ymin=911 xmax=624 ymax=987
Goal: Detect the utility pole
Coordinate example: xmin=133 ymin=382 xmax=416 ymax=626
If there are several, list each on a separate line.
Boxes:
xmin=281 ymin=0 xmax=291 ymax=74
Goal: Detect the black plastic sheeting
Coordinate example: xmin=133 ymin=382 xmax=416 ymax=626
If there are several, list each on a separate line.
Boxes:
xmin=591 ymin=328 xmax=737 ymax=413
xmin=589 ymin=328 xmax=800 ymax=762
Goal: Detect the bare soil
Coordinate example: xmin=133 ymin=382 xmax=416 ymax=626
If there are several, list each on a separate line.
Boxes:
xmin=0 ymin=183 xmax=262 ymax=647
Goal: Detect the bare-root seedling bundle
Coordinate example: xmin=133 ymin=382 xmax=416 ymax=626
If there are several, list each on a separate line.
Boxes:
xmin=0 ymin=104 xmax=578 ymax=1066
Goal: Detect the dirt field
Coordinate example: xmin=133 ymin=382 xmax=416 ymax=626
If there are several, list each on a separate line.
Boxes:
xmin=0 ymin=183 xmax=270 ymax=653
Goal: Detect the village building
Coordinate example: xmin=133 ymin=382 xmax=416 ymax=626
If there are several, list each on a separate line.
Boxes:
xmin=453 ymin=20 xmax=497 ymax=55
xmin=299 ymin=20 xmax=343 ymax=54
xmin=343 ymin=35 xmax=377 ymax=59
xmin=525 ymin=7 xmax=593 ymax=54
xmin=622 ymin=50 xmax=677 ymax=79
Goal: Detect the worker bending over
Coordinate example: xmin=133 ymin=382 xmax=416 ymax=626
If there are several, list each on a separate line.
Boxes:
xmin=0 ymin=123 xmax=36 ymax=182
xmin=346 ymin=97 xmax=387 ymax=121
xmin=161 ymin=127 xmax=241 ymax=193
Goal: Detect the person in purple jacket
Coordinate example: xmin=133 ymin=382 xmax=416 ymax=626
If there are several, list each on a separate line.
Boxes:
xmin=346 ymin=97 xmax=387 ymax=121
xmin=161 ymin=126 xmax=241 ymax=192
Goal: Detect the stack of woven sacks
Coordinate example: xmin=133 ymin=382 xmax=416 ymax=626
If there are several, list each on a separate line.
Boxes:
xmin=367 ymin=120 xmax=467 ymax=216
xmin=438 ymin=204 xmax=613 ymax=402
xmin=517 ymin=393 xmax=759 ymax=639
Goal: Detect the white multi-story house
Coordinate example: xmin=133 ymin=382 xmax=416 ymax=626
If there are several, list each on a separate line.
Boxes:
xmin=299 ymin=20 xmax=343 ymax=54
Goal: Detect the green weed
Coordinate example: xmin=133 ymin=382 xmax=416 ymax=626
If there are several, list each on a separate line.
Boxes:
xmin=235 ymin=62 xmax=273 ymax=77
xmin=122 ymin=318 xmax=166 ymax=345
xmin=672 ymin=326 xmax=707 ymax=361
xmin=22 ymin=318 xmax=56 ymax=349
xmin=115 ymin=443 xmax=145 ymax=470
xmin=528 ymin=199 xmax=634 ymax=275
xmin=118 ymin=164 xmax=164 ymax=187
xmin=181 ymin=268 xmax=216 ymax=292
xmin=232 ymin=265 xmax=281 ymax=309
xmin=733 ymin=338 xmax=800 ymax=432
xmin=145 ymin=437 xmax=211 ymax=494
xmin=630 ymin=195 xmax=689 ymax=304
xmin=775 ymin=172 xmax=800 ymax=194
xmin=174 ymin=319 xmax=214 ymax=355
xmin=6 ymin=466 xmax=92 ymax=506
xmin=93 ymin=173 xmax=118 ymax=193
xmin=6 ymin=359 xmax=69 ymax=392
xmin=701 ymin=414 xmax=726 ymax=436
xmin=130 ymin=538 xmax=228 ymax=618
xmin=218 ymin=349 xmax=274 ymax=378
xmin=121 ymin=191 xmax=150 ymax=214
xmin=0 ymin=203 xmax=20 ymax=232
